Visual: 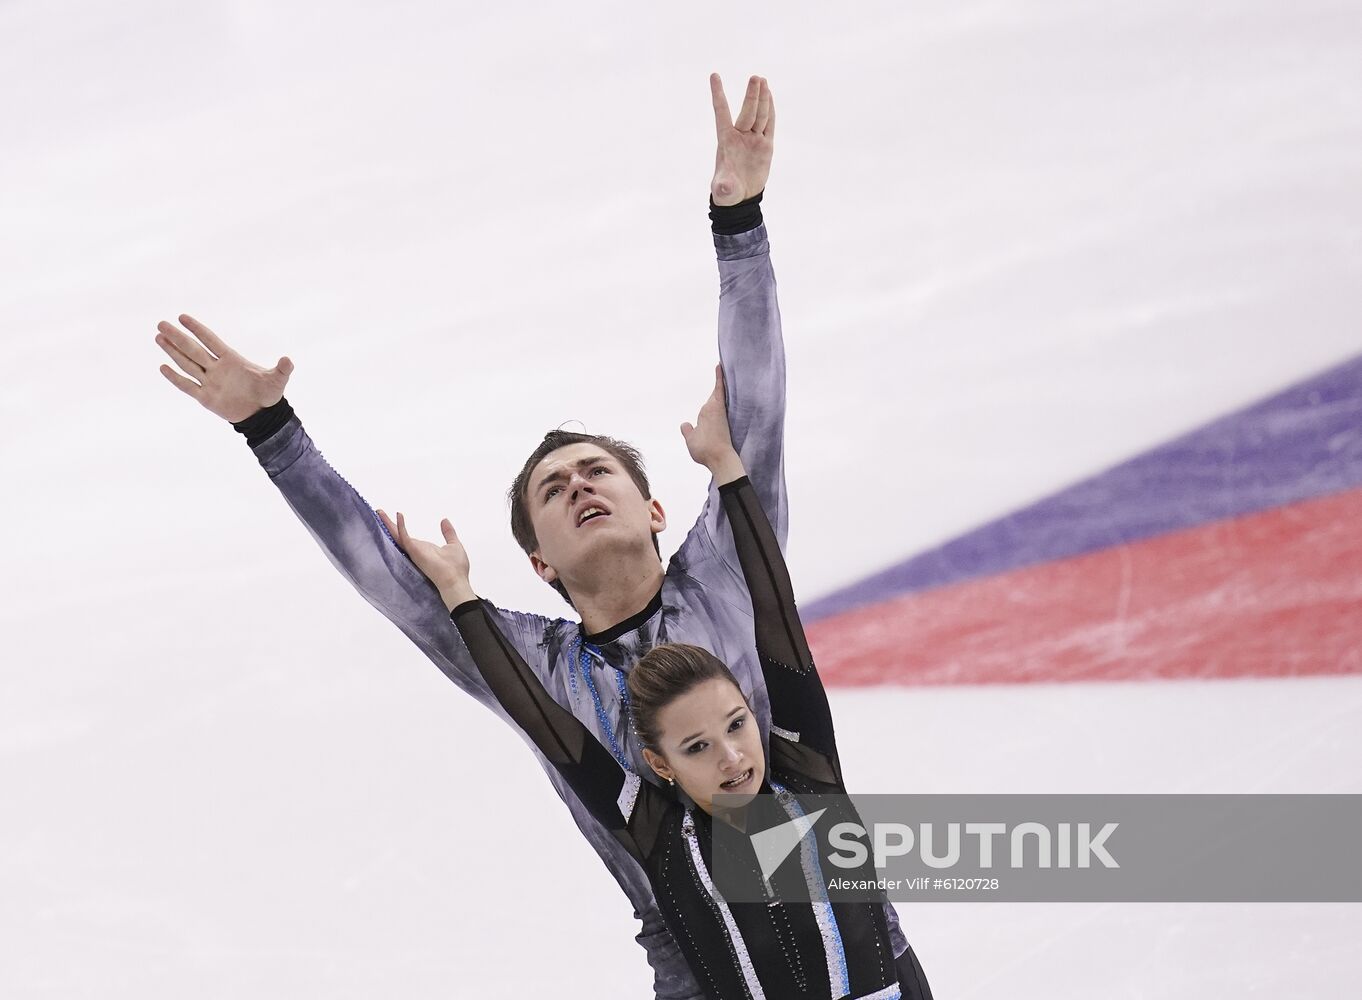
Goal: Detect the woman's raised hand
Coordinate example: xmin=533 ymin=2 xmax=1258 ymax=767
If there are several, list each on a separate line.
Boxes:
xmin=681 ymin=365 xmax=746 ymax=485
xmin=155 ymin=314 xmax=293 ymax=423
xmin=376 ymin=509 xmax=477 ymax=611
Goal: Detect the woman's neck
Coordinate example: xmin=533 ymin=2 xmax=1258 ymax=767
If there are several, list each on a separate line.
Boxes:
xmin=711 ymin=804 xmax=750 ymax=833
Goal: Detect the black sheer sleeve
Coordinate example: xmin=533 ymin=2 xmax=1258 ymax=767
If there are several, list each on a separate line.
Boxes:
xmin=717 ymin=476 xmax=841 ymax=774
xmin=450 ymin=599 xmax=669 ymax=862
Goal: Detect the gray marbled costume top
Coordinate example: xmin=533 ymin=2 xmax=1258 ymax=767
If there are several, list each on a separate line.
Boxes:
xmin=242 ymin=220 xmax=907 ymax=999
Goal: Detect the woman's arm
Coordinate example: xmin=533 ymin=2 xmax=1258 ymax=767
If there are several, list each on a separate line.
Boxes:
xmin=449 ymin=598 xmax=671 ymax=861
xmin=681 ymin=370 xmax=839 ymax=764
xmin=384 ymin=514 xmax=665 ymax=861
xmin=716 ymin=476 xmax=838 ymax=760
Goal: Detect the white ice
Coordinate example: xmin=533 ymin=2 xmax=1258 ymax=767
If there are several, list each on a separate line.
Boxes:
xmin=2 ymin=1 xmax=1361 ymax=996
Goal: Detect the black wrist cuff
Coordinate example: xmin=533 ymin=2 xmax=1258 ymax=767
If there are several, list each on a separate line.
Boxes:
xmin=450 ymin=598 xmax=484 ymax=621
xmin=232 ymin=397 xmax=295 ymax=449
xmin=709 ymin=189 xmax=764 ymax=235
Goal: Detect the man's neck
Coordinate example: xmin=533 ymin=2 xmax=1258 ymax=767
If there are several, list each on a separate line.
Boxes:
xmin=569 ymin=560 xmax=667 ymax=637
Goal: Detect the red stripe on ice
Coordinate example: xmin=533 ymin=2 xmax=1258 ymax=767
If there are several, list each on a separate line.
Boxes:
xmin=807 ymin=486 xmax=1362 ymax=686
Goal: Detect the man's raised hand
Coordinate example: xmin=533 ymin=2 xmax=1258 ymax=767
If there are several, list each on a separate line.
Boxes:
xmin=709 ymin=73 xmax=775 ymax=207
xmin=155 ymin=314 xmax=293 ymax=423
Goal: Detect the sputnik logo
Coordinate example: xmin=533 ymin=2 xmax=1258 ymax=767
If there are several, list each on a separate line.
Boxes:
xmin=748 ymin=807 xmax=827 ymax=888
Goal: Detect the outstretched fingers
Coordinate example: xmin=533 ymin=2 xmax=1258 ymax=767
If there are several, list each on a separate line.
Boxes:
xmin=733 ymin=75 xmax=760 ymax=132
xmin=709 ymin=72 xmax=733 ymax=135
xmin=159 ymin=364 xmax=202 ymax=399
xmin=179 ymin=314 xmax=230 ymax=359
xmin=712 ymin=73 xmax=774 ymax=137
xmin=756 ymin=79 xmax=772 ymax=136
xmin=156 ymin=320 xmax=214 ymax=373
xmin=710 ymin=363 xmax=729 ymax=410
xmin=156 ymin=335 xmax=206 ymax=379
xmin=376 ymin=508 xmax=404 ymax=549
xmin=685 ymin=366 xmax=726 ymax=435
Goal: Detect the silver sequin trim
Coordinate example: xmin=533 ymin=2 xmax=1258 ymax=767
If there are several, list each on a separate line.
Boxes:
xmin=854 ymin=983 xmax=902 ymax=1000
xmin=616 ymin=771 xmax=641 ymax=821
xmin=773 ymin=782 xmax=850 ymax=999
xmin=771 ymin=724 xmax=801 ymax=743
xmin=682 ymin=808 xmax=767 ymax=1000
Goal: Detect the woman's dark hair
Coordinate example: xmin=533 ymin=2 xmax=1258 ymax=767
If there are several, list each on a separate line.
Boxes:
xmin=627 ymin=643 xmax=745 ymax=752
xmin=508 ymin=429 xmax=659 ymax=607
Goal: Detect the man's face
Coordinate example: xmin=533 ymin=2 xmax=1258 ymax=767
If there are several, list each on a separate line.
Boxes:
xmin=526 ymin=443 xmax=666 ymax=590
xmin=643 ymin=677 xmax=765 ymax=813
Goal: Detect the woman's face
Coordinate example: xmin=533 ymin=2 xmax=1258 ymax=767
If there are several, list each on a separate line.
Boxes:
xmin=642 ymin=677 xmax=765 ymax=813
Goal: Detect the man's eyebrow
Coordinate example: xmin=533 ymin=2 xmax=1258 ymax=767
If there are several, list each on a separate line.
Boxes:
xmin=534 ymin=455 xmax=614 ymax=495
xmin=677 ymin=705 xmax=746 ymax=748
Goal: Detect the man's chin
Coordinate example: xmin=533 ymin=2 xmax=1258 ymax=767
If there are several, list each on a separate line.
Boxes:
xmin=574 ymin=529 xmax=655 ymax=561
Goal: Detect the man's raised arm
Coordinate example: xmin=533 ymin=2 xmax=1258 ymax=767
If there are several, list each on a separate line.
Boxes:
xmin=674 ymin=74 xmax=788 ymax=584
xmin=153 ymin=314 xmax=543 ymax=710
xmin=711 ymin=186 xmax=785 ymax=548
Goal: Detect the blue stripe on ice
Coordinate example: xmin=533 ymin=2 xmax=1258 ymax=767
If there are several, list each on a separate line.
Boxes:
xmin=805 ymin=352 xmax=1362 ymax=621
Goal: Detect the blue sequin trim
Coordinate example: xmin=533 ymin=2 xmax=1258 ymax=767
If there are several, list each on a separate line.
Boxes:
xmin=575 ymin=635 xmax=633 ymax=773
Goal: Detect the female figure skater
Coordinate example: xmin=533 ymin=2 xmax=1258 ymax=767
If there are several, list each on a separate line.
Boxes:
xmin=396 ymin=367 xmax=934 ymax=999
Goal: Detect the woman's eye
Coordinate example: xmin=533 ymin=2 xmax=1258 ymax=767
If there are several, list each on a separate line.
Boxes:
xmin=545 ymin=486 xmax=561 ymax=501
xmin=729 ymin=716 xmax=745 ymax=732
xmin=686 ymin=741 xmax=707 ymax=755
xmin=592 ymin=467 xmax=607 ymax=476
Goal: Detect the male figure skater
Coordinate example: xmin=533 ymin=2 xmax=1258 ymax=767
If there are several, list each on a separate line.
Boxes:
xmin=155 ymin=74 xmax=913 ymax=998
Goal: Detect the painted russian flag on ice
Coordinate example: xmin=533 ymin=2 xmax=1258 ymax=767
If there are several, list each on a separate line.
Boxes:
xmin=805 ymin=355 xmax=1362 ymax=686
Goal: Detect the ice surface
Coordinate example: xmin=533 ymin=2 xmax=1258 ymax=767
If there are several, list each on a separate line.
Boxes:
xmin=2 ymin=0 xmax=1360 ymax=996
